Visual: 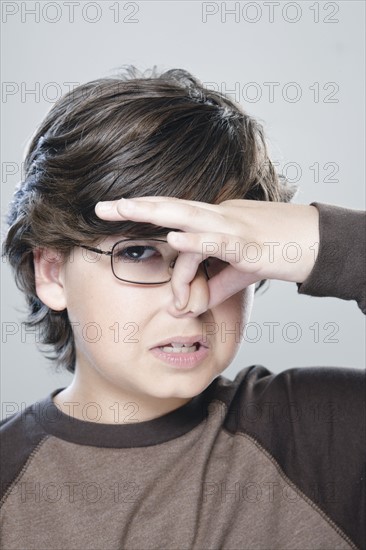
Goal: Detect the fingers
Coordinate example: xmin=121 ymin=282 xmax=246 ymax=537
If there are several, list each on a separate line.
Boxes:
xmin=170 ymin=248 xmax=259 ymax=312
xmin=169 ymin=250 xmax=206 ymax=309
xmin=172 ymin=266 xmax=210 ymax=317
xmin=96 ymin=195 xmax=219 ymax=211
xmin=95 ymin=197 xmax=224 ymax=233
xmin=206 ymin=266 xmax=259 ymax=309
xmin=167 ymin=231 xmax=262 ymax=311
xmin=167 ymin=230 xmax=262 ymax=276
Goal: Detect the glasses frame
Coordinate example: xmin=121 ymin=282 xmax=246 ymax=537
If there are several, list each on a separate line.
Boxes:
xmin=80 ymin=238 xmax=210 ymax=285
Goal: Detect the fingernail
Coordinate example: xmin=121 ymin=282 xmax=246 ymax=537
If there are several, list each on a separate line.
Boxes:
xmin=96 ymin=201 xmax=114 ymax=211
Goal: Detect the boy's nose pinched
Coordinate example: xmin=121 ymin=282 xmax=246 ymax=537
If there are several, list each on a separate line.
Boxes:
xmin=168 ymin=267 xmax=210 ymax=318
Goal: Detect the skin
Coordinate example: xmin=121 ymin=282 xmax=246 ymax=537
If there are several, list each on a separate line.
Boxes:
xmin=34 ymin=197 xmax=319 ymax=424
xmin=95 ymin=196 xmax=320 ymax=307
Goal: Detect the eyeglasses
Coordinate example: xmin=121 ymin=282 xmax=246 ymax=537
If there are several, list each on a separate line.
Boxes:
xmin=80 ymin=238 xmax=228 ymax=285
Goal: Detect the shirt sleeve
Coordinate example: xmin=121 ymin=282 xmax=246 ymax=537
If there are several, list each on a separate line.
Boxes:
xmin=296 ymin=202 xmax=366 ymax=314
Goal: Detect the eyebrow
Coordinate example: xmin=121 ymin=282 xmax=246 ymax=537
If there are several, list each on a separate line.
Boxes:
xmin=99 ymin=234 xmax=168 ymax=248
xmin=112 ymin=228 xmax=181 ymax=240
xmin=94 ymin=226 xmax=183 ymax=248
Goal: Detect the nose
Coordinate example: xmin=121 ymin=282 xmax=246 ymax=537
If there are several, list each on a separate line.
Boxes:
xmin=168 ymin=262 xmax=210 ymax=318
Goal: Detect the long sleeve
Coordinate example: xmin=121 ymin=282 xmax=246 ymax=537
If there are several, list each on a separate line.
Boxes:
xmin=296 ymin=202 xmax=366 ymax=314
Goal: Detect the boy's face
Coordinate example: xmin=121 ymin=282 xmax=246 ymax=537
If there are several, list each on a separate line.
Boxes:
xmin=37 ymin=233 xmax=255 ymax=407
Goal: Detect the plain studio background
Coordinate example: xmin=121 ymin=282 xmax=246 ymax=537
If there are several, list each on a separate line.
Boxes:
xmin=1 ymin=1 xmax=365 ymax=417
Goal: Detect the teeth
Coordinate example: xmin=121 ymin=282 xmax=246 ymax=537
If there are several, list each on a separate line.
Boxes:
xmin=160 ymin=343 xmax=198 ymax=353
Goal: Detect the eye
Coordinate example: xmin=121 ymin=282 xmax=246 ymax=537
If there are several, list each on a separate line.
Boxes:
xmin=115 ymin=245 xmax=160 ymax=263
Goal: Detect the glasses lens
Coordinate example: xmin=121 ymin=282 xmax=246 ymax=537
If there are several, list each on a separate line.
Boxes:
xmin=112 ymin=239 xmax=176 ymax=283
xmin=204 ymin=256 xmax=229 ymax=278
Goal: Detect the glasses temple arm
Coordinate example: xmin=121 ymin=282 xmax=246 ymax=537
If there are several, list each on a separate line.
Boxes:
xmin=80 ymin=245 xmax=112 ymax=256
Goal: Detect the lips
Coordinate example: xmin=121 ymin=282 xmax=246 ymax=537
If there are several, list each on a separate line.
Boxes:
xmin=150 ymin=335 xmax=209 ymax=350
xmin=150 ymin=336 xmax=210 ymax=368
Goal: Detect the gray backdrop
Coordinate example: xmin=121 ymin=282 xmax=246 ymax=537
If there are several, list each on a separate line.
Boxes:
xmin=1 ymin=0 xmax=365 ymax=416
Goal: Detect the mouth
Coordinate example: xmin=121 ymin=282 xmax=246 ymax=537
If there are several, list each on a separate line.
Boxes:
xmin=149 ymin=336 xmax=210 ymax=368
xmin=157 ymin=342 xmax=201 ymax=353
xmin=150 ymin=336 xmax=209 ymax=352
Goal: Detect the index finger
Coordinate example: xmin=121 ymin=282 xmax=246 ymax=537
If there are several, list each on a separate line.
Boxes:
xmin=95 ymin=197 xmax=223 ymax=233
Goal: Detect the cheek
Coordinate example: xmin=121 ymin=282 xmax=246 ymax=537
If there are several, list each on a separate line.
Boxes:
xmin=68 ymin=286 xmax=148 ymax=336
xmin=66 ymin=285 xmax=150 ymax=371
xmin=221 ymin=286 xmax=254 ymax=325
xmin=211 ymin=285 xmax=254 ymax=353
xmin=62 ymin=258 xmax=150 ymax=344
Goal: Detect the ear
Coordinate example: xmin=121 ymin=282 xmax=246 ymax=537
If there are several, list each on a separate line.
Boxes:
xmin=33 ymin=248 xmax=67 ymax=311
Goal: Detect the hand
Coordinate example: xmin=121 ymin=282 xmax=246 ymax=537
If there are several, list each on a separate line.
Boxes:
xmin=95 ymin=197 xmax=320 ymax=310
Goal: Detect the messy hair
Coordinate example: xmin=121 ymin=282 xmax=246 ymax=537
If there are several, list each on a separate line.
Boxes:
xmin=2 ymin=65 xmax=298 ymax=373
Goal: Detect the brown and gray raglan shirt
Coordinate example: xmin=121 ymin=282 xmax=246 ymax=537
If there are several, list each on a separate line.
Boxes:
xmin=1 ymin=202 xmax=365 ymax=550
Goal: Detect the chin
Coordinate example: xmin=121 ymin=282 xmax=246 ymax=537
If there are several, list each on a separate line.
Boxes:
xmin=161 ymin=373 xmax=218 ymax=400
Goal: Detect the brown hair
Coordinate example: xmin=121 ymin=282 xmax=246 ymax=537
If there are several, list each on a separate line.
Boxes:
xmin=2 ymin=65 xmax=298 ymax=373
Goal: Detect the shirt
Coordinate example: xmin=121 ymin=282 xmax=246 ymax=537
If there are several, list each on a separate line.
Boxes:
xmin=1 ymin=201 xmax=365 ymax=550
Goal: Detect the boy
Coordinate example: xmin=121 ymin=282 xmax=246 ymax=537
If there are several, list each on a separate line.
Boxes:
xmin=1 ymin=66 xmax=365 ymax=549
